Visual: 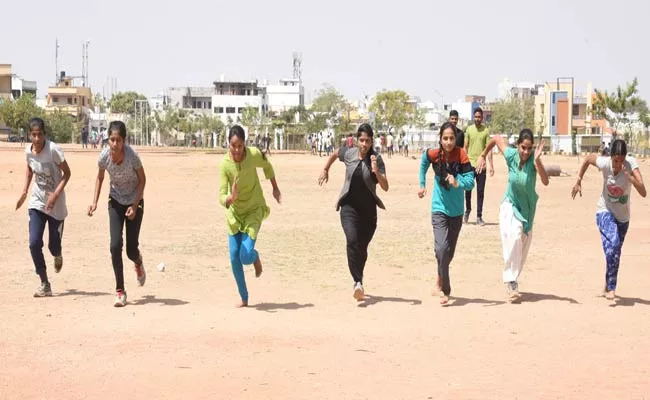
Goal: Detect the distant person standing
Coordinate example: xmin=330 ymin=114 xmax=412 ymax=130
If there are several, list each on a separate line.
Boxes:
xmin=386 ymin=132 xmax=394 ymax=158
xmin=464 ymin=107 xmax=493 ymax=226
xmin=81 ymin=127 xmax=89 ymax=149
xmin=449 ymin=110 xmax=464 ymax=148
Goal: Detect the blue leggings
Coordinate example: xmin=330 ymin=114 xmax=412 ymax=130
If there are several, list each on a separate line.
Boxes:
xmin=597 ymin=212 xmax=629 ymax=291
xmin=228 ymin=232 xmax=259 ymax=302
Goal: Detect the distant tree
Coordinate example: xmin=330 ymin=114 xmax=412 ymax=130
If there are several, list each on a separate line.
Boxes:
xmin=108 ymin=91 xmax=148 ymax=115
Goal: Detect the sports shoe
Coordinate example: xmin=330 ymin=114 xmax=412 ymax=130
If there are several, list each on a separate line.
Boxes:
xmin=34 ymin=282 xmax=52 ymax=297
xmin=135 ymin=258 xmax=146 ymax=287
xmin=114 ymin=290 xmax=127 ymax=307
xmin=54 ymin=256 xmax=63 ymax=273
xmin=477 ymin=217 xmax=485 ymax=226
xmin=463 ymin=213 xmax=470 ymax=224
xmin=506 ymin=281 xmax=521 ymax=302
xmin=353 ymin=282 xmax=365 ymax=301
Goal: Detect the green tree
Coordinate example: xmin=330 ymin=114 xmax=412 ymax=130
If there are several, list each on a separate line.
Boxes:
xmin=108 ymin=91 xmax=148 ymax=115
xmin=0 ymin=94 xmax=44 ymax=133
xmin=369 ymin=90 xmax=410 ymax=134
xmin=593 ymin=78 xmax=649 ymax=138
xmin=44 ymin=109 xmax=74 ymax=143
xmin=488 ymin=97 xmax=535 ymax=138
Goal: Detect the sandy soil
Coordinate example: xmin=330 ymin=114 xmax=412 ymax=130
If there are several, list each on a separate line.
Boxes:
xmin=1 ymin=142 xmax=649 ymax=399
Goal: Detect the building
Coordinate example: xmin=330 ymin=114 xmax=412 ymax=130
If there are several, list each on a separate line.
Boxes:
xmin=534 ymin=79 xmax=606 ymax=136
xmin=46 ymin=72 xmax=93 ymax=120
xmin=464 ymin=95 xmax=486 ymax=105
xmin=211 ymin=80 xmax=263 ymax=124
xmin=0 ymin=64 xmax=11 ymax=100
xmin=167 ymin=86 xmax=213 ymax=115
xmin=497 ymin=78 xmax=542 ymax=100
xmin=148 ymin=93 xmax=169 ymax=112
xmin=11 ymin=75 xmax=37 ymax=99
xmin=262 ymin=78 xmax=304 ymax=114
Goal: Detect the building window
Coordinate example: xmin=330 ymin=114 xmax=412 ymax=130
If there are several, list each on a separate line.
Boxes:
xmin=226 ymin=107 xmax=236 ymax=114
xmin=67 ymin=98 xmax=72 ymax=105
xmin=208 ymin=101 xmax=212 ymax=109
xmin=74 ymin=97 xmax=77 ymax=104
xmin=572 ymin=105 xmax=579 ymax=116
xmin=214 ymin=107 xmax=224 ymax=113
xmin=52 ymin=97 xmax=58 ymax=103
xmin=551 ymin=116 xmax=555 ymax=126
xmin=238 ymin=107 xmax=246 ymax=113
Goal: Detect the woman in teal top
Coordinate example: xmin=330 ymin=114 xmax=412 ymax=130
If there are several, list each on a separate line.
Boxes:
xmin=418 ymin=122 xmax=475 ymax=305
xmin=476 ymin=129 xmax=549 ymax=302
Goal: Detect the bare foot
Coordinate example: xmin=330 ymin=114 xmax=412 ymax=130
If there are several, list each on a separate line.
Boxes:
xmin=605 ymin=290 xmax=616 ymax=300
xmin=440 ymin=295 xmax=449 ymax=305
xmin=254 ymin=256 xmax=263 ymax=278
xmin=236 ymin=301 xmax=248 ymax=308
xmin=508 ymin=291 xmax=522 ymax=303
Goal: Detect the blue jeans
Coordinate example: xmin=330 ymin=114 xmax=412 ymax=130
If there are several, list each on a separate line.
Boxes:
xmin=228 ymin=232 xmax=259 ymax=302
xmin=597 ymin=212 xmax=629 ymax=291
xmin=29 ymin=209 xmax=64 ymax=283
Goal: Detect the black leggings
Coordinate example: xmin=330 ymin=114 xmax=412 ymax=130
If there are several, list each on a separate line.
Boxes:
xmin=109 ymin=198 xmax=144 ymax=291
xmin=340 ymin=205 xmax=377 ymax=285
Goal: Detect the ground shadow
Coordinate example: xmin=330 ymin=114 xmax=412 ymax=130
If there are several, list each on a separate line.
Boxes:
xmin=609 ymin=296 xmax=650 ymax=307
xmin=358 ymin=294 xmax=422 ymax=308
xmin=445 ymin=297 xmax=506 ymax=307
xmin=252 ymin=302 xmax=315 ymax=313
xmin=130 ymin=295 xmax=189 ymax=306
xmin=56 ymin=289 xmax=111 ymax=297
xmin=520 ymin=292 xmax=579 ymax=304
xmin=471 ymin=222 xmax=499 ymax=227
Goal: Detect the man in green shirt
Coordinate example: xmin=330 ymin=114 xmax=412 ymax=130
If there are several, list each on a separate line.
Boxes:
xmin=464 ymin=107 xmax=493 ymax=226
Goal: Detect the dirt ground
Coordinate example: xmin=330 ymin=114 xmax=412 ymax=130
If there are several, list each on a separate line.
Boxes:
xmin=1 ymin=142 xmax=649 ymax=400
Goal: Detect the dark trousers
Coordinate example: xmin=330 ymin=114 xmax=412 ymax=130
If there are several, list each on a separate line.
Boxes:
xmin=109 ymin=198 xmax=144 ymax=291
xmin=431 ymin=212 xmax=463 ymax=296
xmin=340 ymin=205 xmax=377 ymax=285
xmin=28 ymin=209 xmax=64 ymax=283
xmin=465 ymin=168 xmax=486 ymax=218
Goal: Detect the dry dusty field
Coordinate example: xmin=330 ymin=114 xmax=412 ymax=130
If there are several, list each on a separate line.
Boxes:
xmin=1 ymin=142 xmax=650 ymax=399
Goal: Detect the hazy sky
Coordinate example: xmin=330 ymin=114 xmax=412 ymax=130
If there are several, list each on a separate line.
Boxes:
xmin=2 ymin=0 xmax=649 ymax=104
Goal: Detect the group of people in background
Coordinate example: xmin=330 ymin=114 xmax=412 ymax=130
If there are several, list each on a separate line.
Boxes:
xmin=14 ymin=109 xmax=647 ymax=308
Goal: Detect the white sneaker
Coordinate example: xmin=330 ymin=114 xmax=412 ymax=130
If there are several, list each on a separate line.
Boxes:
xmin=114 ymin=290 xmax=127 ymax=307
xmin=353 ymin=282 xmax=365 ymax=301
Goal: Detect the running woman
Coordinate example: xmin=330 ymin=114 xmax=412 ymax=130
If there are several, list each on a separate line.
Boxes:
xmin=418 ymin=122 xmax=474 ymax=305
xmin=88 ymin=121 xmax=147 ymax=307
xmin=318 ymin=123 xmax=389 ymax=301
xmin=571 ymin=139 xmax=646 ymax=300
xmin=219 ymin=125 xmax=281 ymax=307
xmin=16 ymin=117 xmax=71 ymax=297
xmin=476 ymin=129 xmax=549 ymax=302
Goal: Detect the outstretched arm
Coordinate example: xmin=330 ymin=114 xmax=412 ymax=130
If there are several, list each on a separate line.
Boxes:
xmin=318 ymin=148 xmax=340 ymax=185
xmin=476 ymin=135 xmax=507 ymax=174
xmin=16 ymin=163 xmax=33 ymax=210
xmin=534 ymin=140 xmax=549 ymax=186
xmin=571 ymin=154 xmax=598 ymax=199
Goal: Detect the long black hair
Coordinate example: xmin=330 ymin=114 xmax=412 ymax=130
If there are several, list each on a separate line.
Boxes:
xmin=435 ymin=122 xmax=457 ymax=190
xmin=108 ymin=120 xmax=127 ymax=138
xmin=610 ymin=139 xmax=627 ymax=156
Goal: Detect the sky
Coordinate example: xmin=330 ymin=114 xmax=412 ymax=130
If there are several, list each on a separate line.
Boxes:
xmin=2 ymin=0 xmax=649 ymax=104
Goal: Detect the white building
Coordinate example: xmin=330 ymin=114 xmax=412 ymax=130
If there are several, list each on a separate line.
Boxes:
xmin=262 ymin=78 xmax=304 ymax=114
xmin=418 ymin=100 xmax=446 ymax=129
xmin=167 ymin=86 xmax=213 ymax=115
xmin=498 ymin=78 xmax=541 ymax=100
xmin=450 ymin=101 xmax=475 ymax=121
xmin=11 ymin=75 xmax=37 ymax=99
xmin=211 ymin=80 xmax=263 ymax=124
xmin=148 ymin=93 xmax=168 ymax=112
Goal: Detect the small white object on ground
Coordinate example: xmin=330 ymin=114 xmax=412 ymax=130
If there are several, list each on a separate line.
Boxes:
xmin=157 ymin=262 xmax=165 ymax=272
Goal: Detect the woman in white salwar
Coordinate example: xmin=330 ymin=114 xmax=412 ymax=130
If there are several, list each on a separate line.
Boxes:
xmin=475 ymin=129 xmax=549 ymax=302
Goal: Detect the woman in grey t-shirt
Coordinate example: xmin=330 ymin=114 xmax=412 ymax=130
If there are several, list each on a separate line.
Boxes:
xmin=15 ymin=118 xmax=72 ymax=297
xmin=88 ymin=121 xmax=147 ymax=307
xmin=572 ymin=139 xmax=647 ymax=300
